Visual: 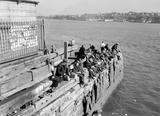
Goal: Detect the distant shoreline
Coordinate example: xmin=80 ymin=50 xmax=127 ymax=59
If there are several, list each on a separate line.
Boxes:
xmin=38 ymin=12 xmax=160 ymax=24
xmin=38 ymin=17 xmax=160 ymax=25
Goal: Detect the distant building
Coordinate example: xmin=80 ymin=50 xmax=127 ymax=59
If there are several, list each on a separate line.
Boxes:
xmin=105 ymin=19 xmax=114 ymax=22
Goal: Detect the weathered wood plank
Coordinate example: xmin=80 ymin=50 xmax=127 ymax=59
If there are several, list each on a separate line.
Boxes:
xmin=0 ymin=52 xmax=70 ymax=99
xmin=0 ymin=71 xmax=32 ymax=94
xmin=0 ymin=45 xmax=78 ymax=114
xmin=31 ymin=65 xmax=51 ymax=82
xmin=103 ymin=70 xmax=109 ymax=89
xmin=109 ymin=59 xmax=114 ymax=84
xmin=14 ymin=106 xmax=35 ymax=116
xmin=33 ymin=80 xmax=77 ymax=112
xmin=14 ymin=79 xmax=78 ymax=116
xmin=34 ymin=84 xmax=84 ymax=116
xmin=59 ymin=84 xmax=81 ymax=112
xmin=0 ymin=65 xmax=52 ymax=99
xmin=84 ymin=81 xmax=94 ymax=96
xmin=33 ymin=83 xmax=83 ymax=116
xmin=59 ymin=101 xmax=75 ymax=116
xmin=0 ymin=45 xmax=77 ymax=76
xmin=34 ymin=97 xmax=61 ymax=116
xmin=74 ymin=102 xmax=84 ymax=116
xmin=0 ymin=79 xmax=52 ymax=116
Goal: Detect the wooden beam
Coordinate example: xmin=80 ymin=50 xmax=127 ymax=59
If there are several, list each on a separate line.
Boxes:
xmin=14 ymin=80 xmax=78 ymax=116
xmin=0 ymin=78 xmax=52 ymax=116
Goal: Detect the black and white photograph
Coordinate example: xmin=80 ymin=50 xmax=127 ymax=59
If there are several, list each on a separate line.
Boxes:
xmin=0 ymin=0 xmax=160 ymax=116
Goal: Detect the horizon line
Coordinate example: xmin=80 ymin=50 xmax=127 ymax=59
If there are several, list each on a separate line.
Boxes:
xmin=38 ymin=11 xmax=160 ymax=16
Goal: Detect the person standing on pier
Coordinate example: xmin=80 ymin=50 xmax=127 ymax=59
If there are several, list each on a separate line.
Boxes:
xmin=101 ymin=41 xmax=105 ymax=53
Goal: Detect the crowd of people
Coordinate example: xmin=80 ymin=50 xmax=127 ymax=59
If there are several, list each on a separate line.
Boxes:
xmin=77 ymin=41 xmax=120 ymax=61
xmin=50 ymin=41 xmax=121 ymax=87
xmin=48 ymin=41 xmax=121 ymax=116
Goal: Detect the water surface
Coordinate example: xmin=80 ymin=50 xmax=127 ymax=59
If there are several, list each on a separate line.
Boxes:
xmin=44 ymin=19 xmax=160 ymax=116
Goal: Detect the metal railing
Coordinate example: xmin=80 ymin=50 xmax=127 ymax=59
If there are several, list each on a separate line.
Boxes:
xmin=0 ymin=20 xmax=45 ymax=64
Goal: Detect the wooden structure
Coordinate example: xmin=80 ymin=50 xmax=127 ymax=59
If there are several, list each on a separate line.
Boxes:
xmin=0 ymin=40 xmax=123 ymax=116
xmin=0 ymin=1 xmax=124 ymax=116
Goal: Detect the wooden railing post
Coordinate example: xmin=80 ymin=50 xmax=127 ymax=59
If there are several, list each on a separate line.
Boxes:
xmin=64 ymin=41 xmax=68 ymax=61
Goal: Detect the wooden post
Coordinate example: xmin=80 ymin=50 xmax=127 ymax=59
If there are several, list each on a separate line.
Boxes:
xmin=42 ymin=19 xmax=46 ymax=50
xmin=64 ymin=41 xmax=68 ymax=61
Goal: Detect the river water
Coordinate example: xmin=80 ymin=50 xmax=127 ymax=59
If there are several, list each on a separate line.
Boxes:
xmin=44 ymin=19 xmax=160 ymax=116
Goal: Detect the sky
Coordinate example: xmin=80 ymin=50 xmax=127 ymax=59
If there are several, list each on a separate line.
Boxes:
xmin=37 ymin=0 xmax=160 ymax=16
